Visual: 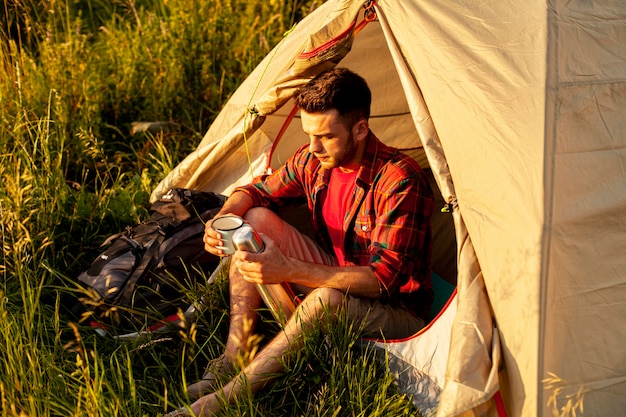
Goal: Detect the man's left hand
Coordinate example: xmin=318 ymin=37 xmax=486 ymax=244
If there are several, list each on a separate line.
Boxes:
xmin=232 ymin=233 xmax=292 ymax=285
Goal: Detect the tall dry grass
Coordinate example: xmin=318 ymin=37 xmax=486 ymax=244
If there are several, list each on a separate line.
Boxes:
xmin=0 ymin=0 xmax=417 ymax=416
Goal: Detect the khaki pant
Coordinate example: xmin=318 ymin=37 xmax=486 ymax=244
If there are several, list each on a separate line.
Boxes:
xmin=248 ymin=207 xmax=424 ymax=340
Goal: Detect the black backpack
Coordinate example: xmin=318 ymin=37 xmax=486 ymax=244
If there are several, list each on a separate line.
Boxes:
xmin=74 ymin=188 xmax=225 ymax=338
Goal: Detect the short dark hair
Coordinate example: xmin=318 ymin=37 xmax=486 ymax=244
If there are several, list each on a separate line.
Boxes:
xmin=294 ymin=68 xmax=371 ymax=128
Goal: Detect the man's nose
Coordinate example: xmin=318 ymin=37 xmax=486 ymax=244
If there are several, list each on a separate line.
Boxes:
xmin=309 ymin=137 xmax=322 ymax=154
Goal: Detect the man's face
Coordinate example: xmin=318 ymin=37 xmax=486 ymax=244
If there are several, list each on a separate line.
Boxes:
xmin=300 ymin=109 xmax=360 ymax=170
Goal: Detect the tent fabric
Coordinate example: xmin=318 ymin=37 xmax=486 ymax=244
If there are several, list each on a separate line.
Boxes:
xmin=152 ymin=1 xmax=626 ymax=416
xmin=370 ymin=286 xmax=458 ymax=417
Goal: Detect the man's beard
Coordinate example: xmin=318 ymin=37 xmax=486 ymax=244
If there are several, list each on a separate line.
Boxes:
xmin=328 ymin=132 xmax=357 ymax=169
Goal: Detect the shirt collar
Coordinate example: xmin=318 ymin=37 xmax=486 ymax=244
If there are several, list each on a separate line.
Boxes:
xmin=316 ymin=131 xmax=384 ymax=189
xmin=355 ymin=131 xmax=382 ymax=188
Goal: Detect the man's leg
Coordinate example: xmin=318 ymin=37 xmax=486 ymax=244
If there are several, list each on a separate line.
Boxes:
xmin=245 ymin=207 xmax=335 ymax=265
xmin=187 ymin=208 xmax=338 ymax=415
xmin=184 ymin=237 xmax=264 ymax=399
xmin=187 ymin=207 xmax=334 ymax=400
xmin=190 ymin=287 xmax=345 ymax=416
xmin=221 ymin=257 xmax=263 ymax=363
xmin=221 ymin=207 xmax=334 ymax=361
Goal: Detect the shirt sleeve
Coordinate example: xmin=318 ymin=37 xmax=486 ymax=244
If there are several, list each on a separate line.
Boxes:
xmin=367 ymin=162 xmax=434 ymax=299
xmin=234 ymin=144 xmax=311 ymax=210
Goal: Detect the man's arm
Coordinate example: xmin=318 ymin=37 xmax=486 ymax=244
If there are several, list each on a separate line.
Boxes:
xmin=215 ymin=190 xmax=254 ymax=218
xmin=232 ymin=236 xmax=382 ymax=299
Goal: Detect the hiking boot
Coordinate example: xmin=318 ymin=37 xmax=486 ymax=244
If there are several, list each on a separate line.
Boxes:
xmin=163 ymin=407 xmax=191 ymax=417
xmin=186 ymin=354 xmax=236 ymax=400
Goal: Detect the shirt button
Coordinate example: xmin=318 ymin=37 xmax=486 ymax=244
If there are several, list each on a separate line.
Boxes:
xmin=361 ymin=225 xmax=368 ymax=231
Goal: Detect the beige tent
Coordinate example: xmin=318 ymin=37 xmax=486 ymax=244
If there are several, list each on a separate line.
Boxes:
xmin=152 ymin=1 xmax=626 ymax=416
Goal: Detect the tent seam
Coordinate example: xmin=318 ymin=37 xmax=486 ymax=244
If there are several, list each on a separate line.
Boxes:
xmin=539 ymin=2 xmax=559 ymax=415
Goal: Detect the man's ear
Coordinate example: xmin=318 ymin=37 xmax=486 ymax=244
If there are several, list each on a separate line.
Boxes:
xmin=353 ymin=119 xmax=369 ymax=142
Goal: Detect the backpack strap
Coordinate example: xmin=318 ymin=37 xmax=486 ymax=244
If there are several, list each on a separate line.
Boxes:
xmin=115 ymin=233 xmax=166 ymax=306
xmin=155 ymin=221 xmax=205 ymax=269
xmin=112 ymin=205 xmax=220 ymax=306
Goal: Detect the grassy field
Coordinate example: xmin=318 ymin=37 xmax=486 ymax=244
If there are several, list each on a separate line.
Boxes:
xmin=0 ymin=1 xmax=417 ymax=416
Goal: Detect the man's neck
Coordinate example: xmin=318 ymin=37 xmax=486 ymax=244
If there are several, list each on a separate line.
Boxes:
xmin=338 ymin=132 xmax=369 ymax=172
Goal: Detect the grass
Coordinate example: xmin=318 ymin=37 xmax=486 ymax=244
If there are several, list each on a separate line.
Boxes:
xmin=0 ymin=1 xmax=417 ymax=416
xmin=543 ymin=373 xmax=585 ymax=417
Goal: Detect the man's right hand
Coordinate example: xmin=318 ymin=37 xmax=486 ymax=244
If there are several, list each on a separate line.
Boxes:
xmin=203 ymin=190 xmax=255 ymax=256
xmin=204 ymin=217 xmax=229 ymax=256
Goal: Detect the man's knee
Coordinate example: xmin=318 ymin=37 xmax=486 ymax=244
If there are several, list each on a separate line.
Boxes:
xmin=291 ymin=287 xmax=346 ymax=330
xmin=244 ymin=207 xmax=275 ymax=229
xmin=243 ymin=207 xmax=286 ymax=241
xmin=304 ymin=287 xmax=345 ymax=310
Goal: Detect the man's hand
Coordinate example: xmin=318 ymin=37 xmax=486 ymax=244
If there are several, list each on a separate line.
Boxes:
xmin=232 ymin=233 xmax=292 ymax=285
xmin=203 ymin=215 xmax=240 ymax=256
xmin=203 ymin=191 xmax=255 ymax=256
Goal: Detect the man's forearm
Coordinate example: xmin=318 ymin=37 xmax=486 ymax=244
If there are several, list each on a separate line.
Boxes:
xmin=285 ymin=258 xmax=381 ymax=299
xmin=217 ymin=190 xmax=255 ymax=218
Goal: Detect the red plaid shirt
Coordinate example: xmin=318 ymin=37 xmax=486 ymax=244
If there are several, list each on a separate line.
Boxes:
xmin=236 ymin=133 xmax=434 ymax=312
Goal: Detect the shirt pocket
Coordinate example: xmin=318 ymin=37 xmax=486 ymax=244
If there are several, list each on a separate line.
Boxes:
xmin=353 ymin=214 xmax=374 ymax=243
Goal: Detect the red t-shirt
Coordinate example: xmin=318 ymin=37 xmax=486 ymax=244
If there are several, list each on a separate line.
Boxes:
xmin=237 ymin=133 xmax=435 ymax=309
xmin=321 ymin=168 xmax=358 ymax=266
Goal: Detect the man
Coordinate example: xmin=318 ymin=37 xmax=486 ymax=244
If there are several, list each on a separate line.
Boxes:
xmin=170 ymin=68 xmax=434 ymax=416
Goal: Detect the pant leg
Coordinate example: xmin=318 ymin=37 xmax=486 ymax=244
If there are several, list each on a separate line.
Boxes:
xmin=246 ymin=207 xmax=422 ymax=339
xmin=347 ymin=297 xmax=425 ymax=340
xmin=245 ymin=207 xmax=336 ymax=266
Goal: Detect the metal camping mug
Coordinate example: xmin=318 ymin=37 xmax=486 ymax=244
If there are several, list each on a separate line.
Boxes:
xmin=211 ymin=215 xmax=245 ymax=255
xmin=232 ymin=225 xmax=296 ymax=323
